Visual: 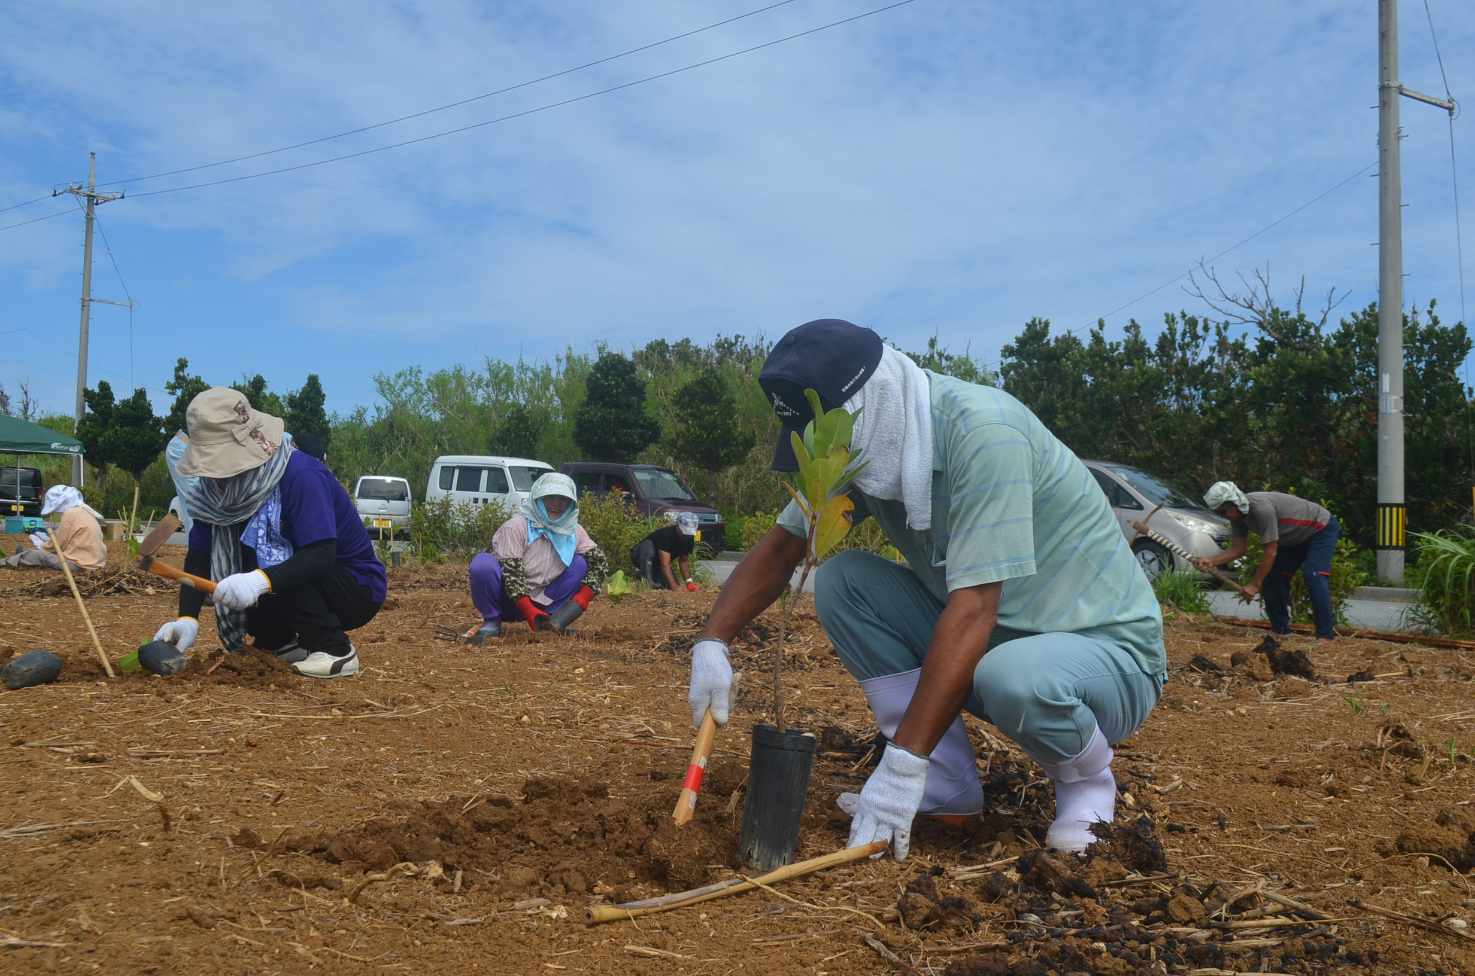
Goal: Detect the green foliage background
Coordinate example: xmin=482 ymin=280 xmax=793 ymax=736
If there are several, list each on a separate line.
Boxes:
xmin=5 ymin=293 xmax=1471 ymax=565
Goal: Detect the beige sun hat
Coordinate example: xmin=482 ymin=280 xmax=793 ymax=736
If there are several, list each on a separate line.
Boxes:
xmin=175 ymin=387 xmax=286 ymax=479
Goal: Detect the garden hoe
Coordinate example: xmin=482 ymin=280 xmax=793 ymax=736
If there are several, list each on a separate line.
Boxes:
xmin=1132 ymin=504 xmax=1251 ymax=600
xmin=136 ymin=514 xmax=216 ymax=593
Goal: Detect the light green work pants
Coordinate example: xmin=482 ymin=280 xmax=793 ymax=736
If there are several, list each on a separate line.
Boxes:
xmin=813 ymin=550 xmax=1165 ymax=764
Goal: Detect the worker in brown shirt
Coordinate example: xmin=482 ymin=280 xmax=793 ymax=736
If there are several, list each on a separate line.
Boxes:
xmin=0 ymin=485 xmax=106 ymax=572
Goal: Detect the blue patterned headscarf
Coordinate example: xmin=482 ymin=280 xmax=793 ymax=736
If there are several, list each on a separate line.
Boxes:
xmin=519 ymin=473 xmax=580 ymax=566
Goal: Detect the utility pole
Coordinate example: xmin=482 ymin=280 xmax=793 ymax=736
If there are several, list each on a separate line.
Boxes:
xmin=56 ymin=153 xmax=123 ymax=487
xmin=1376 ymin=0 xmax=1455 ymax=584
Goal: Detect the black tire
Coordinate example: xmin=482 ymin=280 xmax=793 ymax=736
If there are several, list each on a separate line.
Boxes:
xmin=1132 ymin=540 xmax=1173 ymax=580
xmin=3 ymin=649 xmax=63 ymax=690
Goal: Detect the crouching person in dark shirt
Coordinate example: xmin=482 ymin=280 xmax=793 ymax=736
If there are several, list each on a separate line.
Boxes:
xmin=631 ymin=513 xmax=701 ymax=592
xmin=149 ymin=387 xmax=386 ymax=679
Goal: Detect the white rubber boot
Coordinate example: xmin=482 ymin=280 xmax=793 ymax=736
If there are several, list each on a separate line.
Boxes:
xmin=858 ymin=669 xmax=984 ymax=819
xmin=1032 ymin=725 xmax=1116 ymax=853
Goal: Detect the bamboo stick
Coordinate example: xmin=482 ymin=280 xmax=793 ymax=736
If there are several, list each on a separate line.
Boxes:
xmin=53 ymin=535 xmax=113 ymax=678
xmin=583 ymin=842 xmax=886 ymax=924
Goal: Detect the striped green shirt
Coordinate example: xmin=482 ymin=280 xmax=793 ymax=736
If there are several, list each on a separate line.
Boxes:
xmin=779 ymin=371 xmax=1165 ymax=675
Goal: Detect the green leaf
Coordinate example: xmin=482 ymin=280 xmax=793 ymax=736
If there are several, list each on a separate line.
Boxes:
xmin=811 ymin=407 xmax=840 ymax=458
xmin=118 ymin=650 xmax=140 ymax=672
xmin=791 ymin=430 xmax=816 ymax=477
xmin=804 ymin=388 xmax=823 ymax=420
xmin=812 ymin=495 xmax=855 ymax=560
xmin=606 ymin=569 xmax=631 ymax=605
xmin=781 ymin=480 xmax=812 ymax=519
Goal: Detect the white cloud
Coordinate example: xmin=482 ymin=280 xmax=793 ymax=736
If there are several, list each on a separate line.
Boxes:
xmin=0 ymin=0 xmax=1470 ymax=414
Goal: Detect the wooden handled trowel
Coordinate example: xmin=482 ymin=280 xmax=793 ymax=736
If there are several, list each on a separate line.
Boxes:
xmin=137 ymin=514 xmax=217 ymax=593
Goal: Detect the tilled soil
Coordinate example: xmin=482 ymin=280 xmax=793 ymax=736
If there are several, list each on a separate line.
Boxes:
xmin=2 ymin=537 xmax=1473 ymax=975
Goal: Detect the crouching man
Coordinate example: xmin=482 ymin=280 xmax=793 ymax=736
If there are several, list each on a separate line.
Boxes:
xmin=464 ymin=473 xmax=608 ymax=641
xmin=686 ymin=319 xmax=1167 ymax=858
xmin=151 ymin=387 xmax=385 ymax=678
xmin=631 ymin=512 xmax=701 ymax=591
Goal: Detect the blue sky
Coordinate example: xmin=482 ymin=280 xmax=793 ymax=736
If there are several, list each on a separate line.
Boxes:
xmin=1 ymin=0 xmax=1471 ymax=419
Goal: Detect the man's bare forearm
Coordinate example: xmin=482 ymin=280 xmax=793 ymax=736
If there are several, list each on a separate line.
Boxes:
xmin=891 ymin=582 xmax=1001 ymax=756
xmin=698 ymin=526 xmax=805 ymax=643
xmin=1249 ymin=543 xmax=1278 ymax=588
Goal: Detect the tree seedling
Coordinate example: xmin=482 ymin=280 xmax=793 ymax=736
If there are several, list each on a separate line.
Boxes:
xmin=770 ymin=389 xmax=866 ymax=734
xmin=606 ymin=570 xmax=631 ymax=605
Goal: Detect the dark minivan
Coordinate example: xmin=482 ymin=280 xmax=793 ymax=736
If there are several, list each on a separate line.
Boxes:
xmin=2 ymin=466 xmax=43 ymax=518
xmin=560 ymin=462 xmax=725 ymax=553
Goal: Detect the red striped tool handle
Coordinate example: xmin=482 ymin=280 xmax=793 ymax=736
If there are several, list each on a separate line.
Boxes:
xmin=672 ymin=709 xmax=718 ymax=826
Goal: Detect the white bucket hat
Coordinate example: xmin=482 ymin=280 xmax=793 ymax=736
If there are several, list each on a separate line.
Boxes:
xmin=175 ymin=387 xmax=286 ymax=479
xmin=1203 ymin=481 xmax=1249 ymax=513
xmin=675 ymin=512 xmax=700 ymax=537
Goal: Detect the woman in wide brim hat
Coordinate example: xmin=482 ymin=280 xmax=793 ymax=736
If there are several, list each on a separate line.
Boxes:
xmin=150 ymin=386 xmax=387 ymax=678
xmin=463 ymin=472 xmax=609 ymax=642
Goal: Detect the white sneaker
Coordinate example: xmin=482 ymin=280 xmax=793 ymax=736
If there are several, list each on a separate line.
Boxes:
xmin=291 ymin=645 xmax=360 ymax=679
xmin=270 ymin=640 xmax=308 ymax=664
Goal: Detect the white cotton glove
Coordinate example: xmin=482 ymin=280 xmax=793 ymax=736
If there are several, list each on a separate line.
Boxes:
xmin=839 ymin=744 xmax=930 ymax=860
xmin=213 ymin=570 xmax=272 ymax=611
xmin=29 ymin=532 xmax=49 ymax=550
xmin=153 ymin=616 xmax=200 ymax=652
xmin=688 ymin=639 xmax=734 ymax=727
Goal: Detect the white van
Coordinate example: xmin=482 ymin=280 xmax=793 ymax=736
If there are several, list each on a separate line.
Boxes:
xmin=353 ymin=475 xmax=413 ymax=533
xmin=425 ymin=455 xmax=553 ymax=511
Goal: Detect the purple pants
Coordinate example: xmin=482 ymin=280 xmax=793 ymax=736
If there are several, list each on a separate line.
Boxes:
xmin=469 ymin=552 xmax=589 ymax=621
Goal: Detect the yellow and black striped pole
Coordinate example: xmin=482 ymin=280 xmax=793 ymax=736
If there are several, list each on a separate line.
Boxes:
xmin=1375 ymin=502 xmax=1405 ymax=554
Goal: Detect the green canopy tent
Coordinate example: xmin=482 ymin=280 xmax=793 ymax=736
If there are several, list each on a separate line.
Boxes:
xmin=0 ymin=415 xmax=84 ymax=517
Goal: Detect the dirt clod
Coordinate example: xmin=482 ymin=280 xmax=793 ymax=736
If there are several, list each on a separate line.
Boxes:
xmin=1086 ymin=815 xmax=1167 ymax=873
xmin=1165 ymin=892 xmax=1207 ymax=923
xmin=1015 ymin=849 xmax=1096 ymax=899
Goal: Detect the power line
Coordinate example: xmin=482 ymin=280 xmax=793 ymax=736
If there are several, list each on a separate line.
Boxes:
xmin=120 ymin=0 xmax=921 ymax=199
xmin=0 ymin=208 xmax=77 ymax=233
xmin=0 ymin=194 xmax=55 ymax=216
xmin=1422 ymin=0 xmax=1471 ymax=483
xmin=978 ymin=160 xmax=1379 ymax=372
xmin=92 ymin=213 xmax=138 ymax=388
xmin=97 ymin=0 xmax=810 ymax=190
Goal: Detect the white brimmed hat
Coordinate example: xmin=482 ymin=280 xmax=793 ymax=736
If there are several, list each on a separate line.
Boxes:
xmin=175 ymin=387 xmax=286 ymax=479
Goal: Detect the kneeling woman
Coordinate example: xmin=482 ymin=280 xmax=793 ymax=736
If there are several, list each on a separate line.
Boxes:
xmin=466 ymin=473 xmax=607 ymax=640
xmin=151 ymin=388 xmax=386 ymax=679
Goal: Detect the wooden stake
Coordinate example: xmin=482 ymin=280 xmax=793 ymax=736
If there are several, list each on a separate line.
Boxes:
xmin=53 ymin=537 xmax=113 ymax=678
xmin=583 ymin=841 xmax=886 ymax=924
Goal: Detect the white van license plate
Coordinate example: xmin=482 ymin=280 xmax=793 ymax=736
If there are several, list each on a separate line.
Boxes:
xmin=372 ymin=518 xmax=393 ymax=528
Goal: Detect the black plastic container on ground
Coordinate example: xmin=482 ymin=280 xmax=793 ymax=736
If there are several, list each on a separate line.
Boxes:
xmin=738 ymin=724 xmax=818 ymax=871
xmin=3 ymin=649 xmax=63 ymax=690
xmin=138 ymin=640 xmax=188 ymax=676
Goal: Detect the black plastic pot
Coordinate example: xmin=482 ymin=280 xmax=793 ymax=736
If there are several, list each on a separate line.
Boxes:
xmin=738 ymin=724 xmax=817 ymax=871
xmin=138 ymin=640 xmax=188 ymax=676
xmin=3 ymin=649 xmax=63 ymax=690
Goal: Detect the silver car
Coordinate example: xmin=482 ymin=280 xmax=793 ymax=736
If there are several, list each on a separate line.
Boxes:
xmin=1083 ymin=461 xmax=1230 ymax=579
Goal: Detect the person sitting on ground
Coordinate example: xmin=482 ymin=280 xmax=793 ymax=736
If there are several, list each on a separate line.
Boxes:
xmin=464 ymin=473 xmax=608 ymax=642
xmin=1195 ymin=482 xmax=1340 ymax=644
xmin=149 ymin=387 xmax=385 ymax=679
xmin=631 ymin=513 xmax=701 ymax=591
xmin=685 ymin=319 xmax=1166 ymax=858
xmin=0 ymin=485 xmax=106 ymax=572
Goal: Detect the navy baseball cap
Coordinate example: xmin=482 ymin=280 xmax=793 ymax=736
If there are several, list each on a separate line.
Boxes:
xmin=758 ymin=319 xmax=884 ymax=471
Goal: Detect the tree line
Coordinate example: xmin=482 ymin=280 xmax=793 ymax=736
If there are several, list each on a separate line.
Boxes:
xmin=7 ymin=288 xmax=1470 ymax=557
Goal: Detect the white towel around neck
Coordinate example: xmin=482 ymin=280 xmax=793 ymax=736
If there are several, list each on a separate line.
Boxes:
xmin=842 ymin=346 xmax=934 ymax=530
